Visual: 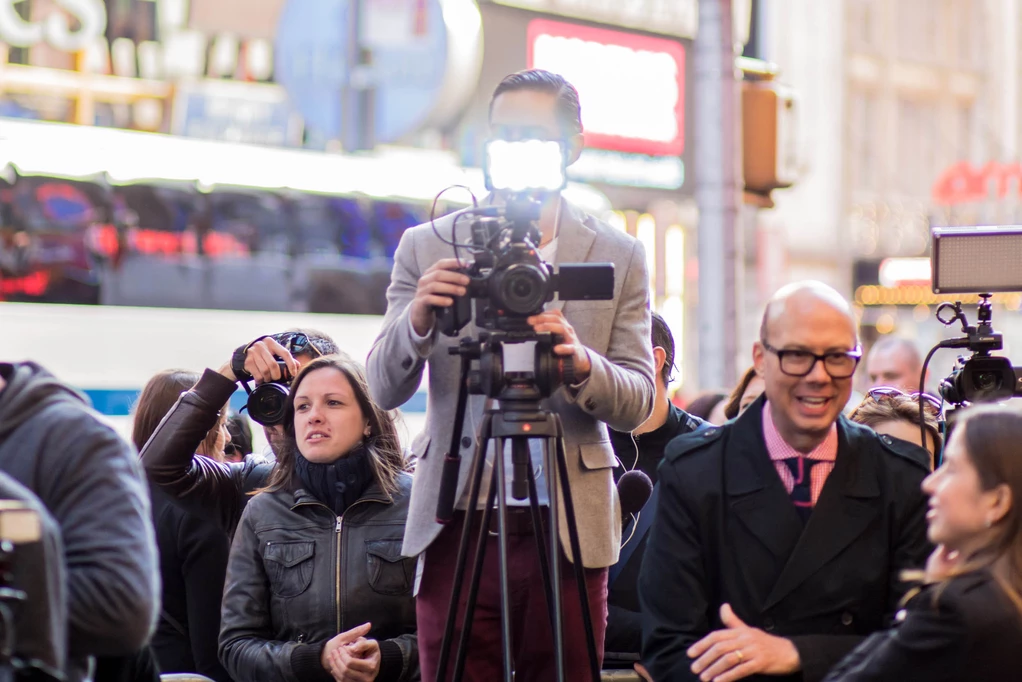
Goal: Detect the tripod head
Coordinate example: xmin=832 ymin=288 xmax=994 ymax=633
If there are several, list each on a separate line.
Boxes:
xmin=450 ymin=330 xmax=574 ymax=402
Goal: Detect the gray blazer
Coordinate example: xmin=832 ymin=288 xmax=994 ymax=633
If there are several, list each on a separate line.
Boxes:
xmin=367 ymin=202 xmax=655 ymax=568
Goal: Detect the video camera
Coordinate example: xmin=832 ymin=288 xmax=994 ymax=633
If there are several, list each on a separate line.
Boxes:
xmin=436 ymin=194 xmax=614 ymax=337
xmin=431 ymin=138 xmax=614 ymax=399
xmin=923 ymin=227 xmax=1022 ymax=410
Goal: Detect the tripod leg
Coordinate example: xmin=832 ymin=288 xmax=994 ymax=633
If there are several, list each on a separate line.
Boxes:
xmin=526 ymin=453 xmax=555 ymax=634
xmin=452 ymin=455 xmax=500 ymax=682
xmin=544 ymin=437 xmax=567 ymax=682
xmin=437 ymin=413 xmax=493 ymax=682
xmin=553 ymin=435 xmax=601 ymax=682
xmin=493 ymin=437 xmax=515 ymax=682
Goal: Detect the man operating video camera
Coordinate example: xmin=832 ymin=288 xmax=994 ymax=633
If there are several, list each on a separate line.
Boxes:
xmin=366 ymin=69 xmax=655 ymax=681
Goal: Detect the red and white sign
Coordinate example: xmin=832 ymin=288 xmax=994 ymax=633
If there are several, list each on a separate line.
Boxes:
xmin=932 ymin=161 xmax=1022 ymax=205
xmin=527 ymin=19 xmax=685 ymax=157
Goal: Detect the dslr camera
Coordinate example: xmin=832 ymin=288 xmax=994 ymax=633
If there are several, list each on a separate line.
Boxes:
xmin=233 ymin=332 xmax=322 ymax=426
xmin=437 ymin=139 xmax=614 ymax=337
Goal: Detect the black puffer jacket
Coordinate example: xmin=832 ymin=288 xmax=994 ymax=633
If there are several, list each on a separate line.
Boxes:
xmin=0 ymin=362 xmax=159 ymax=682
xmin=219 ymin=475 xmax=418 ymax=682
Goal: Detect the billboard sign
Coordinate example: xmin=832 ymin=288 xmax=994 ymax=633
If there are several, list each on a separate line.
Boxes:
xmin=527 ymin=19 xmax=685 ymax=157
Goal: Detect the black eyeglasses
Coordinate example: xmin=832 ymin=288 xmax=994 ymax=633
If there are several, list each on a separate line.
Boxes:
xmin=867 ymin=386 xmax=943 ymax=414
xmin=761 ymin=341 xmax=862 ymax=379
xmin=271 ymin=332 xmax=323 ymax=358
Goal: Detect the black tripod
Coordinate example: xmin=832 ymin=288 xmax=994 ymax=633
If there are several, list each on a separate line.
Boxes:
xmin=433 ymin=332 xmax=600 ymax=682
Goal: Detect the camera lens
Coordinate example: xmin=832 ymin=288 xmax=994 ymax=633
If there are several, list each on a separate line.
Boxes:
xmin=494 ymin=263 xmax=548 ymax=315
xmin=975 ymin=372 xmax=1001 ymax=392
xmin=247 ymin=382 xmax=290 ymax=426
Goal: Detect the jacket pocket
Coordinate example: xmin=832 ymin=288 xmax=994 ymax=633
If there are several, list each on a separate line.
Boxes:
xmin=365 ymin=539 xmax=415 ymax=596
xmin=579 ymin=440 xmax=616 ymax=470
xmin=263 ymin=541 xmax=315 ymax=598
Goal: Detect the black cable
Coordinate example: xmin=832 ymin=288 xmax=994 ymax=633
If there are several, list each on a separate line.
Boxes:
xmin=919 ymin=343 xmax=943 ymax=466
xmin=429 ymin=185 xmax=483 ymax=257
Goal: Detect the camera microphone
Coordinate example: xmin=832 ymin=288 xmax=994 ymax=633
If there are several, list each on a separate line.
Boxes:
xmin=618 ymin=470 xmax=653 ymax=523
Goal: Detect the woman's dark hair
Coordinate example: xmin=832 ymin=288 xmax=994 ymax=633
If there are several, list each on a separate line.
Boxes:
xmin=225 ymin=411 xmax=253 ymax=458
xmin=261 ymin=354 xmax=406 ymax=498
xmin=686 ymin=392 xmax=728 ymax=422
xmin=848 ymin=393 xmax=942 ymax=463
xmin=723 ymin=366 xmax=761 ymax=421
xmin=133 ymin=370 xmax=226 ymax=459
xmin=490 ymin=69 xmax=583 ymax=137
xmin=944 ymin=405 xmax=1022 ymax=617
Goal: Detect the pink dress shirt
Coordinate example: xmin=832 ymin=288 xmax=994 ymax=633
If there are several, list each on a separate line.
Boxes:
xmin=762 ymin=402 xmax=838 ymax=506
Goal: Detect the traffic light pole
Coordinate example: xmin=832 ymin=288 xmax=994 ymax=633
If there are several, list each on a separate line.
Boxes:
xmin=694 ymin=0 xmax=742 ymax=390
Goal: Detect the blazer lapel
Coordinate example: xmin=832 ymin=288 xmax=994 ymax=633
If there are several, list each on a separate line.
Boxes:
xmin=726 ymin=399 xmax=804 ymax=562
xmin=764 ymin=419 xmax=882 ymax=610
xmin=549 ymin=203 xmax=597 ymax=312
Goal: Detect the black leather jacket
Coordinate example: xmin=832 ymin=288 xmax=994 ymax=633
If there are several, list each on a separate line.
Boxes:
xmin=219 ymin=474 xmax=419 ymax=682
xmin=140 ymin=369 xmax=272 ymax=537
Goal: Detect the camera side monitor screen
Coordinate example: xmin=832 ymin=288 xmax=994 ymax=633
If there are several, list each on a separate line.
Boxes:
xmin=932 ymin=226 xmax=1022 ymax=294
xmin=484 ymin=139 xmax=567 ymax=193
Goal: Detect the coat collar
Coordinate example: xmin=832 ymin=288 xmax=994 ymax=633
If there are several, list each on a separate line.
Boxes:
xmin=725 ymin=396 xmax=883 ymax=609
xmin=291 ymin=480 xmax=392 ymax=512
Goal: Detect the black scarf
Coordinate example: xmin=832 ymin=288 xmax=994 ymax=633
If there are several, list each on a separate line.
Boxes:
xmin=294 ymin=445 xmax=374 ymax=516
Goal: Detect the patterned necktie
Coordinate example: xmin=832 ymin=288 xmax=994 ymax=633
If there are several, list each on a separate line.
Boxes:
xmin=780 ymin=456 xmax=820 ymax=524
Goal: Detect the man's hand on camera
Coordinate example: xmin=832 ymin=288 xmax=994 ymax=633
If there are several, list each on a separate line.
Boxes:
xmin=225 ymin=337 xmax=300 ymax=385
xmin=410 ymin=258 xmax=470 ymax=337
xmin=527 ymin=310 xmax=592 ymax=381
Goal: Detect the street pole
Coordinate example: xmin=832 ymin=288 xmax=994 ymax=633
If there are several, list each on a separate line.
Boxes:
xmin=695 ymin=0 xmax=742 ymax=390
xmin=342 ymin=0 xmax=374 ymax=152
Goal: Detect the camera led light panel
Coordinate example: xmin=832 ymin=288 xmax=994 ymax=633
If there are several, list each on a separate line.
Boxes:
xmin=932 ymin=226 xmax=1022 ymax=294
xmin=484 ymin=139 xmax=567 ymax=193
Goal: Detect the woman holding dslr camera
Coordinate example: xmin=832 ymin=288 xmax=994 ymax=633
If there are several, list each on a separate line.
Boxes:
xmin=218 ymin=354 xmax=418 ymax=682
xmin=824 ymin=404 xmax=1022 ymax=681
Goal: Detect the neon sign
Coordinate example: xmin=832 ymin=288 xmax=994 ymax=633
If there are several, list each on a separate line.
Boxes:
xmin=527 ymin=19 xmax=685 ymax=157
xmin=932 ymin=161 xmax=1022 ymax=205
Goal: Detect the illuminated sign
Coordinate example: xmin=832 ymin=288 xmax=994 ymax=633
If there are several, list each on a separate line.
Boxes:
xmin=568 ymin=149 xmax=683 ymax=189
xmin=0 ymin=0 xmax=106 ymax=52
xmin=878 ymin=257 xmax=932 ymax=288
xmin=932 ymin=161 xmax=1022 ymax=205
xmin=855 ymin=285 xmax=1022 ymax=310
xmin=496 ymin=0 xmax=698 ymax=39
xmin=527 ymin=19 xmax=685 ymax=157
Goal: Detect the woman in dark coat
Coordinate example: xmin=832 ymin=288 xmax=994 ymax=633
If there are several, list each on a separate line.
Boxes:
xmin=218 ymin=354 xmax=417 ymax=682
xmin=825 ymin=404 xmax=1022 ymax=682
xmin=133 ymin=369 xmax=234 ymax=682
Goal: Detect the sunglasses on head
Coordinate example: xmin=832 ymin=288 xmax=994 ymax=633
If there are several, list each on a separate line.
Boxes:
xmin=867 ymin=386 xmax=942 ymax=413
xmin=270 ymin=332 xmax=323 ymax=358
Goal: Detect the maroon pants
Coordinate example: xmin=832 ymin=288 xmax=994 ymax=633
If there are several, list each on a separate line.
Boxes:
xmin=417 ymin=509 xmax=608 ymax=682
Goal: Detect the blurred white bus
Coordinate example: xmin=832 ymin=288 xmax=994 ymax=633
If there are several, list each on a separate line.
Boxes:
xmin=0 ymin=301 xmax=428 ymax=453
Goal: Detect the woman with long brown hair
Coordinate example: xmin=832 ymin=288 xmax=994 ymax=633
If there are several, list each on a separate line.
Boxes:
xmin=133 ymin=369 xmax=233 ymax=682
xmin=824 ymin=404 xmax=1022 ymax=681
xmin=219 ymin=354 xmax=417 ymax=682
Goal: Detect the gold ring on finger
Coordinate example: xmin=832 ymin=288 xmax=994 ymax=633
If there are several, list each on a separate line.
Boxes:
xmin=735 ymin=649 xmax=745 ymax=664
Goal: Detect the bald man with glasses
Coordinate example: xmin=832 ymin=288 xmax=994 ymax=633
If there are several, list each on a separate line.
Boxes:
xmin=638 ymin=282 xmax=932 ymax=682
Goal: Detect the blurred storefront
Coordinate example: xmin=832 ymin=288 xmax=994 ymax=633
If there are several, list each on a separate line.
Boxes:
xmin=839 ymin=0 xmax=1022 ymax=371
xmin=0 ymin=0 xmax=511 ymax=312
